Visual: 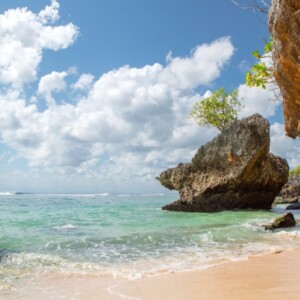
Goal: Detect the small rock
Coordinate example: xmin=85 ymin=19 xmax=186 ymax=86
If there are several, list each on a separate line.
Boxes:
xmin=286 ymin=203 xmax=300 ymax=210
xmin=264 ymin=213 xmax=296 ymax=230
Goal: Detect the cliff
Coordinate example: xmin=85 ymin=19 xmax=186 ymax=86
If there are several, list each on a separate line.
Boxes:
xmin=269 ymin=0 xmax=300 ymax=138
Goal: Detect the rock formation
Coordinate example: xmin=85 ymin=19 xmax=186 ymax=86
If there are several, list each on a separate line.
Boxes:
xmin=157 ymin=114 xmax=289 ymax=212
xmin=264 ymin=213 xmax=296 ymax=230
xmin=276 ymin=181 xmax=300 ymax=204
xmin=269 ymin=0 xmax=300 ymax=138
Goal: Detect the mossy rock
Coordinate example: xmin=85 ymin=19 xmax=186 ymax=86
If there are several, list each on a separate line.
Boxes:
xmin=264 ymin=213 xmax=296 ymax=230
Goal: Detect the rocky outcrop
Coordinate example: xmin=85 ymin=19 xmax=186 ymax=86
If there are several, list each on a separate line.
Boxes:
xmin=269 ymin=0 xmax=300 ymax=138
xmin=264 ymin=213 xmax=296 ymax=230
xmin=274 ymin=196 xmax=298 ymax=205
xmin=277 ymin=181 xmax=300 ymax=204
xmin=157 ymin=114 xmax=289 ymax=212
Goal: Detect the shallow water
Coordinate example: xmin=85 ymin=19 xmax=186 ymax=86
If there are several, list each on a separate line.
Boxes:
xmin=1 ymin=193 xmax=300 ymax=291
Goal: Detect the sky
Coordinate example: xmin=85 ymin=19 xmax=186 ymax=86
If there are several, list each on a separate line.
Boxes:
xmin=0 ymin=0 xmax=299 ymax=194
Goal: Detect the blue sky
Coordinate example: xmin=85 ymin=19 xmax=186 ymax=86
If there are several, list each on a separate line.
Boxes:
xmin=0 ymin=0 xmax=297 ymax=193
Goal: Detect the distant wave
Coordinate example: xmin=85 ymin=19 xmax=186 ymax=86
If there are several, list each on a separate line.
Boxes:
xmin=35 ymin=193 xmax=109 ymax=197
xmin=0 ymin=192 xmax=35 ymax=196
xmin=0 ymin=192 xmax=16 ymax=196
xmin=115 ymin=193 xmax=165 ymax=197
xmin=53 ymin=224 xmax=77 ymax=230
xmin=140 ymin=193 xmax=165 ymax=196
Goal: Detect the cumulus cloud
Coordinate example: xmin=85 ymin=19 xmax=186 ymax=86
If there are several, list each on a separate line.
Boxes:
xmin=0 ymin=1 xmax=78 ymax=87
xmin=165 ymin=37 xmax=235 ymax=89
xmin=72 ymin=74 xmax=95 ymax=91
xmin=270 ymin=123 xmax=300 ymax=169
xmin=6 ymin=1 xmax=296 ymax=188
xmin=0 ymin=27 xmax=231 ymax=179
xmin=38 ymin=0 xmax=60 ymax=24
xmin=238 ymin=83 xmax=281 ymax=118
xmin=5 ymin=1 xmax=299 ymax=193
xmin=2 ymin=0 xmax=295 ymax=191
xmin=38 ymin=71 xmax=68 ymax=106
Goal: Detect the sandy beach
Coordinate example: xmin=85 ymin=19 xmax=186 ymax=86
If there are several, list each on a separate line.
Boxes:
xmin=2 ymin=249 xmax=300 ymax=300
xmin=120 ymin=249 xmax=300 ymax=300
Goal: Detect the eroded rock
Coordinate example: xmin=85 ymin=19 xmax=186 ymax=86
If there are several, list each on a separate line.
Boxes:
xmin=157 ymin=114 xmax=289 ymax=212
xmin=277 ymin=181 xmax=300 ymax=204
xmin=269 ymin=0 xmax=300 ymax=138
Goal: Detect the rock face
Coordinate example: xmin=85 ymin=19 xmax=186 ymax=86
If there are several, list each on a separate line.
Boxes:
xmin=157 ymin=114 xmax=289 ymax=212
xmin=269 ymin=0 xmax=300 ymax=138
xmin=277 ymin=181 xmax=300 ymax=203
xmin=264 ymin=213 xmax=296 ymax=230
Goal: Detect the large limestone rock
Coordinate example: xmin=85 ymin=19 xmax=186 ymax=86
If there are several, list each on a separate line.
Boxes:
xmin=269 ymin=0 xmax=300 ymax=138
xmin=157 ymin=114 xmax=289 ymax=212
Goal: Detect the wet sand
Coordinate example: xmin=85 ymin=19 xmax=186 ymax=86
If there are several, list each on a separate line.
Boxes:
xmin=120 ymin=249 xmax=300 ymax=300
xmin=2 ymin=249 xmax=300 ymax=300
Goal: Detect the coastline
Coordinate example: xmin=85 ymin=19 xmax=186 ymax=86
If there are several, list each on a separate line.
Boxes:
xmin=119 ymin=248 xmax=300 ymax=300
xmin=3 ymin=249 xmax=300 ymax=300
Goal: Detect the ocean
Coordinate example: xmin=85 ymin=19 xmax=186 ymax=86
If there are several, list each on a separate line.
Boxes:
xmin=1 ymin=193 xmax=300 ymax=294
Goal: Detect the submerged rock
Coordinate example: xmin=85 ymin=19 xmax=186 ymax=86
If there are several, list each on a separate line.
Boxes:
xmin=286 ymin=203 xmax=300 ymax=210
xmin=157 ymin=114 xmax=289 ymax=212
xmin=264 ymin=213 xmax=296 ymax=230
xmin=269 ymin=0 xmax=300 ymax=138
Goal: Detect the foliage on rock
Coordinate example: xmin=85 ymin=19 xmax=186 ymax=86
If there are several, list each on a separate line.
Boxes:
xmin=289 ymin=166 xmax=300 ymax=179
xmin=246 ymin=37 xmax=274 ymax=89
xmin=190 ymin=88 xmax=242 ymax=132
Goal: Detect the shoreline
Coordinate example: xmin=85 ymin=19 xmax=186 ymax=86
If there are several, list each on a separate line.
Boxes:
xmin=2 ymin=248 xmax=300 ymax=300
xmin=120 ymin=249 xmax=300 ymax=300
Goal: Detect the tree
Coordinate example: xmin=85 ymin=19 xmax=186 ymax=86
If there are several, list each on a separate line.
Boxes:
xmin=230 ymin=2 xmax=280 ymax=99
xmin=246 ymin=37 xmax=275 ymax=89
xmin=190 ymin=88 xmax=242 ymax=132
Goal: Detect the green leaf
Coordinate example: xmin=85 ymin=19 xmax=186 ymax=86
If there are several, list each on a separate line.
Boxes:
xmin=252 ymin=50 xmax=260 ymax=59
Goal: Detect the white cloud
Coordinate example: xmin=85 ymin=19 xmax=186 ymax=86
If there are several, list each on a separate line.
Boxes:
xmin=72 ymin=73 xmax=95 ymax=91
xmin=270 ymin=123 xmax=300 ymax=169
xmin=238 ymin=83 xmax=281 ymax=118
xmin=0 ymin=2 xmax=78 ymax=87
xmin=164 ymin=37 xmax=235 ymax=89
xmin=238 ymin=60 xmax=250 ymax=73
xmin=0 ymin=33 xmax=233 ymax=180
xmin=38 ymin=0 xmax=60 ymax=24
xmin=38 ymin=71 xmax=68 ymax=107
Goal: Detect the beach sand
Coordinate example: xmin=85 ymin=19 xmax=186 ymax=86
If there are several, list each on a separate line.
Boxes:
xmin=2 ymin=249 xmax=300 ymax=300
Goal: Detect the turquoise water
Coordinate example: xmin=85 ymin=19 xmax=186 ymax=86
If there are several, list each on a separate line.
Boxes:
xmin=1 ymin=193 xmax=300 ymax=290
